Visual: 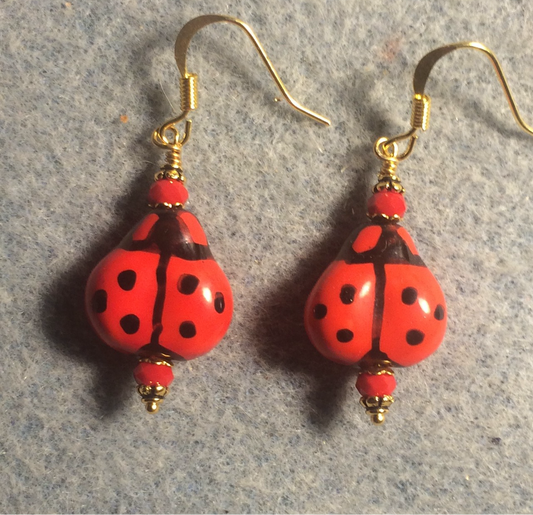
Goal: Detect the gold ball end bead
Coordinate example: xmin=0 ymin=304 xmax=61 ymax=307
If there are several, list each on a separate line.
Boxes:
xmin=359 ymin=395 xmax=395 ymax=425
xmin=145 ymin=401 xmax=159 ymax=413
xmin=137 ymin=384 xmax=169 ymax=414
xmin=371 ymin=413 xmax=386 ymax=425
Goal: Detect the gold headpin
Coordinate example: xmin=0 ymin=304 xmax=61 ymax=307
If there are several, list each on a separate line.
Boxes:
xmin=374 ymin=41 xmax=533 ymax=193
xmin=152 ymin=14 xmax=331 ymax=183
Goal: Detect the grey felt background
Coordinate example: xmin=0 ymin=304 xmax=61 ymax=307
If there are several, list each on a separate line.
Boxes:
xmin=1 ymin=0 xmax=533 ymax=513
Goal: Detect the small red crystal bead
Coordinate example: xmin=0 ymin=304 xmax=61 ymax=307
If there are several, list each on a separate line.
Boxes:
xmin=356 ymin=372 xmax=397 ymax=397
xmin=367 ymin=190 xmax=406 ymax=219
xmin=148 ymin=179 xmax=189 ymax=206
xmin=133 ymin=362 xmax=174 ymax=387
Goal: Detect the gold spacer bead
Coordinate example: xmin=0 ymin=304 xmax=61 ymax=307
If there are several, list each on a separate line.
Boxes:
xmin=138 ymin=357 xmax=174 ymax=367
xmin=148 ymin=202 xmax=184 ymax=210
xmin=367 ymin=212 xmax=402 ymax=224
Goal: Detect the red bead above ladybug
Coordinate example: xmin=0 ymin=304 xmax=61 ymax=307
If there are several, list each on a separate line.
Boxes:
xmin=85 ymin=178 xmax=233 ymax=412
xmin=304 ymin=189 xmax=446 ymax=424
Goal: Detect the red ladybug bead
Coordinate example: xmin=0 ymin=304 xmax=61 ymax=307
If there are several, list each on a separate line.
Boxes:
xmin=86 ymin=207 xmax=233 ymax=411
xmin=304 ymin=219 xmax=446 ymax=423
xmin=305 ymin=223 xmax=445 ymax=366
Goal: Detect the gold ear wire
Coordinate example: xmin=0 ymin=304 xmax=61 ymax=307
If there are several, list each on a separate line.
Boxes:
xmin=173 ymin=15 xmax=330 ymax=126
xmin=374 ymin=42 xmax=533 ymax=192
xmin=152 ymin=14 xmax=330 ymax=173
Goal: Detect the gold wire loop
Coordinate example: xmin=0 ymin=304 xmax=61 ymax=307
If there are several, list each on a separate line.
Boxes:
xmin=377 ymin=129 xmax=418 ymax=162
xmin=374 ymin=137 xmax=399 ymax=160
xmin=373 ymin=138 xmax=404 ymax=194
xmin=152 ymin=120 xmax=192 ymax=148
xmin=379 ymin=95 xmax=427 ymax=161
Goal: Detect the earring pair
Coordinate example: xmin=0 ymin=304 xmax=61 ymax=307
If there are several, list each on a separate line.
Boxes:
xmin=85 ymin=16 xmax=532 ymax=422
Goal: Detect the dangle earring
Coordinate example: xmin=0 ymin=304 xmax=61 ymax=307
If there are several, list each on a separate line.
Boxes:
xmin=86 ymin=15 xmax=330 ymax=413
xmin=304 ymin=42 xmax=532 ymax=425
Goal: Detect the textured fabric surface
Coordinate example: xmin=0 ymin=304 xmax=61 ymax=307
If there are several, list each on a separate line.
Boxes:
xmin=1 ymin=0 xmax=533 ymax=513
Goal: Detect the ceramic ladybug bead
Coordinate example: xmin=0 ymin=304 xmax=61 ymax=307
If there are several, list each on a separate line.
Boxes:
xmin=84 ymin=11 xmax=334 ymax=413
xmin=305 ymin=187 xmax=446 ymax=424
xmin=86 ymin=177 xmax=233 ymax=412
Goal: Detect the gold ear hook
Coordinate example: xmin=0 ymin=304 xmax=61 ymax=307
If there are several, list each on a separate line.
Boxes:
xmin=378 ymin=41 xmax=533 ymax=162
xmin=152 ymin=15 xmax=330 ymax=182
xmin=153 ymin=14 xmax=330 ymax=150
xmin=413 ymin=41 xmax=533 ymax=137
xmin=374 ymin=42 xmax=533 ymax=193
xmin=173 ymin=15 xmax=330 ymax=126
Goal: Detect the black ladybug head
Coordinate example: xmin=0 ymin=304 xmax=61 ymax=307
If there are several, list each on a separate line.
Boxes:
xmin=121 ymin=210 xmax=213 ymax=261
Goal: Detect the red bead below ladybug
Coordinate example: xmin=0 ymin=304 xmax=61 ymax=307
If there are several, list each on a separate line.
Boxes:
xmin=85 ymin=179 xmax=233 ymax=412
xmin=304 ymin=189 xmax=446 ymax=424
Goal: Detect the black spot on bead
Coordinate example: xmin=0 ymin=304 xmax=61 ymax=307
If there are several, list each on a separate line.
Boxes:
xmin=340 ymin=285 xmax=356 ymax=304
xmin=336 ymin=329 xmax=354 ymax=343
xmin=178 ymin=274 xmax=199 ymax=295
xmin=120 ymin=314 xmax=140 ymax=334
xmin=406 ymin=329 xmax=425 ymax=345
xmin=402 ymin=287 xmax=418 ymax=305
xmin=313 ymin=304 xmax=327 ymax=319
xmin=214 ymin=292 xmax=225 ymax=313
xmin=179 ymin=321 xmax=196 ymax=338
xmin=92 ymin=290 xmax=107 ymax=313
xmin=434 ymin=304 xmax=445 ymax=321
xmin=117 ymin=270 xmax=136 ymax=291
